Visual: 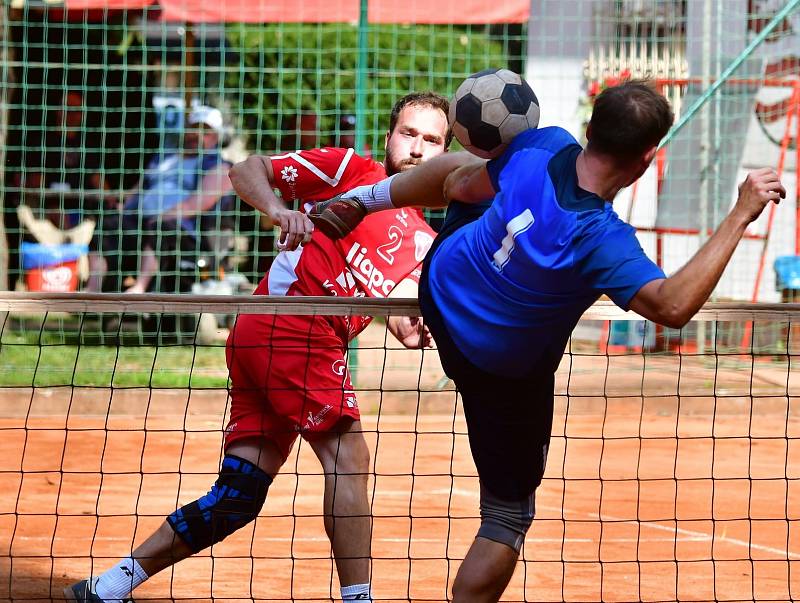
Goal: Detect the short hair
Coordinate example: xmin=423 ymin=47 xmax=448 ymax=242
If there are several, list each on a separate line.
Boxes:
xmin=388 ymin=91 xmax=453 ymax=148
xmin=587 ymin=80 xmax=673 ymax=160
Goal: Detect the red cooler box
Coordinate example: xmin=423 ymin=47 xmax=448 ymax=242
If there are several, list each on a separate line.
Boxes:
xmin=21 ymin=242 xmax=87 ymax=292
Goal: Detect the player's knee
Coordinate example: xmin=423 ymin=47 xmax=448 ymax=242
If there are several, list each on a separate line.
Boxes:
xmin=477 ymin=482 xmax=535 ymax=553
xmin=316 ymin=432 xmax=370 ymax=478
xmin=166 ymin=455 xmax=272 ymax=553
xmin=340 ymin=436 xmax=370 ymax=476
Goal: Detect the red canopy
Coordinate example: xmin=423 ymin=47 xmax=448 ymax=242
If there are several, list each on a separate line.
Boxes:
xmin=63 ymin=0 xmax=529 ymax=23
xmin=368 ymin=0 xmax=529 ymax=24
xmin=64 ymin=0 xmax=154 ymax=9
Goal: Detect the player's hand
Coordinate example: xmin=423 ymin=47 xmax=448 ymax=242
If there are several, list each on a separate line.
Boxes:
xmin=387 ymin=315 xmax=433 ymax=349
xmin=308 ymin=195 xmax=368 ymax=240
xmin=734 ymin=168 xmax=786 ymax=224
xmin=271 ymin=207 xmax=314 ymax=251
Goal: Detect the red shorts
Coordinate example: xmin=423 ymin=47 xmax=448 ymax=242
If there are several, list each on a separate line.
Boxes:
xmin=224 ymin=312 xmax=359 ymax=461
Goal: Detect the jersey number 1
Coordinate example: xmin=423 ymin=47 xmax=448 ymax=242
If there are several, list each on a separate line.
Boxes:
xmin=492 ymin=209 xmax=534 ymax=272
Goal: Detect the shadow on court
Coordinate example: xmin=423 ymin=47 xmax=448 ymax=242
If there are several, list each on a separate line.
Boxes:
xmin=1 ymin=568 xmax=69 ymax=601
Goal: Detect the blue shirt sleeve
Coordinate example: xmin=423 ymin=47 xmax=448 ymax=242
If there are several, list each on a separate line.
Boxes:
xmin=485 ymin=128 xmax=545 ymax=192
xmin=577 ymin=217 xmax=665 ymax=310
xmin=486 ymin=127 xmax=579 ymax=193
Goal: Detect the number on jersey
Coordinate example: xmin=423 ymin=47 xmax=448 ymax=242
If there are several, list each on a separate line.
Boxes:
xmin=492 ymin=209 xmax=534 ymax=272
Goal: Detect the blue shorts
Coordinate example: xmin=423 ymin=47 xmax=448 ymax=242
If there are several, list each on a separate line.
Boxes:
xmin=420 ymin=202 xmax=554 ymax=501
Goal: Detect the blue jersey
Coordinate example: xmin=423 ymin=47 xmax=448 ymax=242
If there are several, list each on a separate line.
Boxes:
xmin=426 ymin=127 xmax=665 ymax=377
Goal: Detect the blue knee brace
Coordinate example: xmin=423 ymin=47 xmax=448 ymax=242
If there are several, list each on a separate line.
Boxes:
xmin=167 ymin=455 xmax=272 ymax=552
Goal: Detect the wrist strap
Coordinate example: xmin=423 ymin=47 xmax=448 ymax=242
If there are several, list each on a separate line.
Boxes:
xmin=360 ymin=173 xmax=397 ymax=213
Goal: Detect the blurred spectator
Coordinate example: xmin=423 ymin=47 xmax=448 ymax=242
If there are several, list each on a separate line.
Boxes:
xmin=86 ymin=106 xmax=234 ymax=293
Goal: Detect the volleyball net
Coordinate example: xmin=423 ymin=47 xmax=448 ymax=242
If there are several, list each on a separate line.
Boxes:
xmin=1 ymin=294 xmax=799 ymax=602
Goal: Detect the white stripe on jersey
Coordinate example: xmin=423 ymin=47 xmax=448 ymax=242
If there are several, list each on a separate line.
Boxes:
xmin=268 ymin=246 xmax=304 ymax=295
xmin=271 ymin=148 xmax=355 ymax=187
xmin=492 ymin=209 xmax=535 ymax=272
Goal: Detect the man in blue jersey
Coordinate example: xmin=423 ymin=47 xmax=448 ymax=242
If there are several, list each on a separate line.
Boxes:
xmin=309 ymin=80 xmax=786 ymax=602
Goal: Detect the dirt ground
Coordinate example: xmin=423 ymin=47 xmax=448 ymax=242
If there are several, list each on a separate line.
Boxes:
xmin=2 ymin=321 xmax=799 ymax=602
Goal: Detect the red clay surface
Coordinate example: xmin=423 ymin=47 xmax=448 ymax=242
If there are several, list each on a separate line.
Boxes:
xmin=2 ymin=332 xmax=800 ymax=602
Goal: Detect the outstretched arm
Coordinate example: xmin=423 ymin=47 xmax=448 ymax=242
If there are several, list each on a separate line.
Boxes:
xmin=629 ymin=168 xmax=785 ymax=328
xmin=229 ymin=155 xmax=314 ymax=251
xmin=386 ymin=151 xmax=488 ymax=208
xmin=443 ymin=159 xmax=495 ymax=204
xmin=309 ymin=152 xmax=491 ymax=239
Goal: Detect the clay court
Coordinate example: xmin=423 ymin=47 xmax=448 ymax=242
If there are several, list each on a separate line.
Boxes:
xmin=3 ymin=319 xmax=799 ymax=602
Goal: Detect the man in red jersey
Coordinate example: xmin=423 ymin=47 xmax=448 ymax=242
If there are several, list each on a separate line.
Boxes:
xmin=65 ymin=92 xmax=451 ymax=603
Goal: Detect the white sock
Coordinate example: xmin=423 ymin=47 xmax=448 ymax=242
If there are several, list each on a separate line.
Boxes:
xmin=344 ymin=174 xmax=397 ymax=213
xmin=341 ymin=582 xmax=372 ymax=601
xmin=93 ymin=557 xmax=148 ymax=602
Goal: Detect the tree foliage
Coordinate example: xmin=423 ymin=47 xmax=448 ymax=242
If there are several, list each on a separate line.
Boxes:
xmin=226 ymin=23 xmax=511 ymax=153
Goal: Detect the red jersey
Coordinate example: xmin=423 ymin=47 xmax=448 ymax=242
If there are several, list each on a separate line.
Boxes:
xmin=257 ymin=147 xmax=435 ymax=340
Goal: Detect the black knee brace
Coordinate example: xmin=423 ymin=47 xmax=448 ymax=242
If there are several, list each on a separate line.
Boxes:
xmin=167 ymin=455 xmax=272 ymax=552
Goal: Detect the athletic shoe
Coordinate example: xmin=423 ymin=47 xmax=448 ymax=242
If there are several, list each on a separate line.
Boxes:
xmin=63 ymin=579 xmax=134 ymax=603
xmin=63 ymin=579 xmax=103 ymax=602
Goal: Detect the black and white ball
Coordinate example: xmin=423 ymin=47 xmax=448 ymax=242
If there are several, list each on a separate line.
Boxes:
xmin=449 ymin=68 xmax=540 ymax=159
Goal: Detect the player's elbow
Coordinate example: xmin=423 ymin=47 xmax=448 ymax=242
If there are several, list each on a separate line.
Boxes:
xmin=632 ymin=285 xmax=692 ymax=330
xmin=228 ymin=161 xmax=244 ymax=191
xmin=229 ymin=156 xmax=268 ymax=190
xmin=228 ymin=157 xmax=251 ymax=186
xmin=661 ymin=311 xmax=690 ymax=330
xmin=653 ymin=302 xmax=692 ymax=330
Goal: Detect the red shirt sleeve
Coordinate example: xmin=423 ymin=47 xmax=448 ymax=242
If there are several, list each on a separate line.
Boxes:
xmin=269 ymin=147 xmax=382 ymax=204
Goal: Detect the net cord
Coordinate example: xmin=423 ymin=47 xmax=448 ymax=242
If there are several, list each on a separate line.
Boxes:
xmin=0 ymin=292 xmax=799 ymax=321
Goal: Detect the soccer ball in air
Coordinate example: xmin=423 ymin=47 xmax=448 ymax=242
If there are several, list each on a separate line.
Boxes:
xmin=449 ymin=68 xmax=540 ymax=159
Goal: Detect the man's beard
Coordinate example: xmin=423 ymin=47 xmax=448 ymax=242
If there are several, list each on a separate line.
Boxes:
xmin=385 ymin=154 xmax=421 ymax=175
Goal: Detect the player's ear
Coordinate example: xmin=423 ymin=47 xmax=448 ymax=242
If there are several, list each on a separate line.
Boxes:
xmin=384 ymin=129 xmax=391 ymax=150
xmin=642 ymin=146 xmax=657 ymax=165
xmin=585 ymin=124 xmax=593 ymax=142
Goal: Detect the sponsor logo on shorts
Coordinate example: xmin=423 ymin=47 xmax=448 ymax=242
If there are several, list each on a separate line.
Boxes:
xmin=225 ymin=422 xmax=238 ymax=435
xmin=332 ymin=359 xmax=347 ymax=376
xmin=305 ymin=405 xmax=333 ymax=428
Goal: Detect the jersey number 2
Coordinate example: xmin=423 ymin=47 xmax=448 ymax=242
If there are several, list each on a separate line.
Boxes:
xmin=377 ymin=225 xmax=403 ymax=265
